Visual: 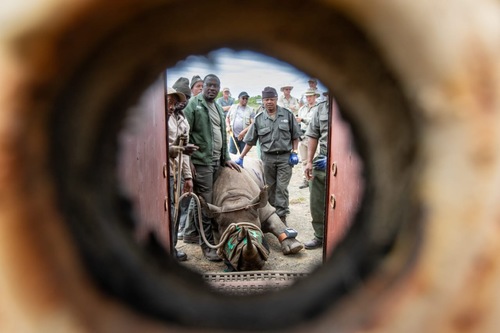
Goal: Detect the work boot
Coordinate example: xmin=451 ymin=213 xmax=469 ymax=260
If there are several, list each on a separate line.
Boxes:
xmin=175 ymin=249 xmax=187 ymax=261
xmin=202 ymin=246 xmax=222 ymax=262
xmin=304 ymin=237 xmax=323 ymax=250
xmin=299 ymin=179 xmax=309 ymax=189
xmin=279 ymin=215 xmax=287 ymax=226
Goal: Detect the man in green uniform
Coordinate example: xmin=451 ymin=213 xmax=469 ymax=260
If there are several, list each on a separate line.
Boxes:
xmin=183 ymin=74 xmax=241 ymax=261
xmin=303 ymin=100 xmax=329 ymax=249
xmin=236 ymin=87 xmax=301 ymax=225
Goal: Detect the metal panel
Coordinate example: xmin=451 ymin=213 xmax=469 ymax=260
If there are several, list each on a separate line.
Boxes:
xmin=117 ymin=77 xmax=171 ymax=252
xmin=324 ymin=101 xmax=364 ymax=257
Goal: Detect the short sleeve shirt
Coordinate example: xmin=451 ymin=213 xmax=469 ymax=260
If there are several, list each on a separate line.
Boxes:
xmin=305 ymin=101 xmax=329 ymax=156
xmin=216 ymin=96 xmax=235 ymax=108
xmin=244 ymin=106 xmax=301 ymax=153
xmin=278 ymin=95 xmax=300 ymax=115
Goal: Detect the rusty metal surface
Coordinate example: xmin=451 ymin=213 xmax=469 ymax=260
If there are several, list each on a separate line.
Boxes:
xmin=0 ymin=0 xmax=500 ymax=332
xmin=325 ymin=101 xmax=364 ymax=256
xmin=118 ymin=77 xmax=171 ymax=251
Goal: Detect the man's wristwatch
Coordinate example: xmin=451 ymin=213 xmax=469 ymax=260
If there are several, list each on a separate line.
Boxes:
xmin=278 ymin=228 xmax=298 ymax=242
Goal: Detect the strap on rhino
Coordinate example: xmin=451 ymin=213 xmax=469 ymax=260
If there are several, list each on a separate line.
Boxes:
xmin=217 ymin=224 xmax=270 ymax=270
xmin=177 ymin=192 xmax=267 ymax=251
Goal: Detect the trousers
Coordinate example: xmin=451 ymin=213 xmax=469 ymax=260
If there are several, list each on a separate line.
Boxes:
xmin=261 ymin=152 xmax=293 ymax=217
xmin=310 ymin=167 xmax=326 ymax=239
xmin=192 ymin=162 xmax=220 ymax=247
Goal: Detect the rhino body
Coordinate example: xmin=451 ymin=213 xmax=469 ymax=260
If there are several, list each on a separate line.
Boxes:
xmin=203 ymin=158 xmax=303 ymax=271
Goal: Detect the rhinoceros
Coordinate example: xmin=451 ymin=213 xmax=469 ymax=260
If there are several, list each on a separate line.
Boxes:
xmin=200 ymin=157 xmax=304 ymax=271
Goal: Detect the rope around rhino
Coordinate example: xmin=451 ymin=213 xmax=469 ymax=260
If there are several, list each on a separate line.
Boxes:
xmin=177 ymin=192 xmax=264 ymax=250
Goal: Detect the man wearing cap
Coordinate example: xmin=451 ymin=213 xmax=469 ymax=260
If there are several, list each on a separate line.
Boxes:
xmin=166 ymin=86 xmax=198 ymax=261
xmin=226 ymin=91 xmax=256 ymax=154
xmin=184 ymin=74 xmax=241 ymax=261
xmin=300 ymin=78 xmax=325 ymax=106
xmin=278 ymin=84 xmax=300 ymax=116
xmin=190 ymin=75 xmax=203 ymax=97
xmin=216 ymin=87 xmax=235 ymax=117
xmin=237 ymin=87 xmax=301 ymax=225
xmin=296 ymin=88 xmax=320 ymax=189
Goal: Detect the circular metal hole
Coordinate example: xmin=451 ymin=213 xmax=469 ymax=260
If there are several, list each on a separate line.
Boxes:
xmin=48 ymin=1 xmax=420 ymax=330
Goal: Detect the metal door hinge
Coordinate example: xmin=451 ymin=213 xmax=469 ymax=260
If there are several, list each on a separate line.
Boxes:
xmin=330 ymin=194 xmax=336 ymax=209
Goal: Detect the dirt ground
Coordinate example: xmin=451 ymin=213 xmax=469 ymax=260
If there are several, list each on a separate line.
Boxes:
xmin=177 ymin=150 xmax=323 ymax=275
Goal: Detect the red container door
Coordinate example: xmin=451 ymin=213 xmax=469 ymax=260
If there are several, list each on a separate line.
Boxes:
xmin=324 ymin=101 xmax=364 ymax=258
xmin=117 ymin=76 xmax=171 ymax=253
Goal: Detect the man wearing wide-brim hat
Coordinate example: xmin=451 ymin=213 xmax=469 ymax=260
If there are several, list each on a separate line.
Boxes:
xmin=300 ymin=78 xmax=325 ymax=106
xmin=278 ymin=84 xmax=300 ymax=116
xmin=166 ymin=86 xmax=198 ymax=261
xmin=296 ymin=88 xmax=320 ymax=189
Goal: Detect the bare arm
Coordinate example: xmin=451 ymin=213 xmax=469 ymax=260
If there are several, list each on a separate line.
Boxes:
xmin=304 ymin=137 xmax=319 ymax=180
xmin=237 ymin=118 xmax=254 ymax=140
xmin=239 ymin=144 xmax=253 ymax=159
xmin=292 ymin=138 xmax=299 ymax=151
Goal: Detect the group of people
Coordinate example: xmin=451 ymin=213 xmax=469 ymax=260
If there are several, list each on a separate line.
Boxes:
xmin=166 ymin=74 xmax=329 ymax=263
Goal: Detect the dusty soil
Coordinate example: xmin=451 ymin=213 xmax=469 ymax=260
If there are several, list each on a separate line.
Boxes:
xmin=177 ymin=150 xmax=323 ymax=275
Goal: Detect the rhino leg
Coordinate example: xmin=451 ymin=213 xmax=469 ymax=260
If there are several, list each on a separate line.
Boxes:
xmin=260 ymin=205 xmax=286 ymax=234
xmin=281 ymin=238 xmax=304 ymax=255
xmin=261 ymin=211 xmax=304 ymax=255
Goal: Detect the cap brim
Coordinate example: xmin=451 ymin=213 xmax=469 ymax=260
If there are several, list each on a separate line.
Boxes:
xmin=171 ymin=92 xmax=186 ymax=102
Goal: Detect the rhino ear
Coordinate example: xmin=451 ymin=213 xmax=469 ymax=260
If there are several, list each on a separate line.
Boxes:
xmin=199 ymin=196 xmax=221 ymax=218
xmin=256 ymin=185 xmax=269 ymax=209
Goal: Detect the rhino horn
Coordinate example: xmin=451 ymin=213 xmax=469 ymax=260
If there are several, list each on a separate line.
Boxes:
xmin=239 ymin=229 xmax=265 ymax=270
xmin=199 ymin=196 xmax=221 ymax=218
xmin=242 ymin=229 xmax=258 ymax=260
xmin=250 ymin=185 xmax=268 ymax=209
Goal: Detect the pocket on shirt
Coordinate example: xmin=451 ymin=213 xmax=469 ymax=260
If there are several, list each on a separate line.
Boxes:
xmin=244 ymin=116 xmax=251 ymax=126
xmin=278 ymin=123 xmax=291 ymax=141
xmin=258 ymin=126 xmax=272 ymax=143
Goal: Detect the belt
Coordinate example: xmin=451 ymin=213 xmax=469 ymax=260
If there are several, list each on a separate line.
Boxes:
xmin=264 ymin=150 xmax=290 ymax=155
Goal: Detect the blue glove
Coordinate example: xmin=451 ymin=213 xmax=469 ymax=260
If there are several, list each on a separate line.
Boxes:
xmin=235 ymin=157 xmax=244 ymax=167
xmin=288 ymin=152 xmax=299 ymax=166
xmin=313 ymin=155 xmax=327 ymax=171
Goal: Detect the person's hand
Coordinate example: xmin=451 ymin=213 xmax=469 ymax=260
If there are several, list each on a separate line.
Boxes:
xmin=183 ymin=179 xmax=193 ymax=193
xmin=234 ymin=157 xmax=244 ymax=168
xmin=313 ymin=155 xmax=327 ymax=171
xmin=183 ymin=143 xmax=199 ymax=156
xmin=237 ymin=132 xmax=245 ymax=141
xmin=173 ymin=134 xmax=188 ymax=147
xmin=225 ymin=160 xmax=241 ymax=172
xmin=296 ymin=117 xmax=302 ymax=123
xmin=304 ymin=162 xmax=313 ymax=180
xmin=289 ymin=152 xmax=299 ymax=166
xmin=168 ymin=146 xmax=183 ymax=158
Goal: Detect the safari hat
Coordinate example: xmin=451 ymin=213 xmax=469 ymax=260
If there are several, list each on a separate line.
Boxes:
xmin=280 ymin=84 xmax=294 ymax=91
xmin=303 ymin=88 xmax=320 ymax=97
xmin=308 ymin=78 xmax=318 ymax=84
xmin=222 ymin=87 xmax=230 ymax=93
xmin=166 ymin=87 xmax=186 ymax=102
xmin=172 ymin=77 xmax=191 ymax=98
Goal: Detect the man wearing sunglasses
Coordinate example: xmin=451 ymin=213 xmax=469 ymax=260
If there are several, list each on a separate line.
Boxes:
xmin=226 ymin=91 xmax=256 ymax=155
